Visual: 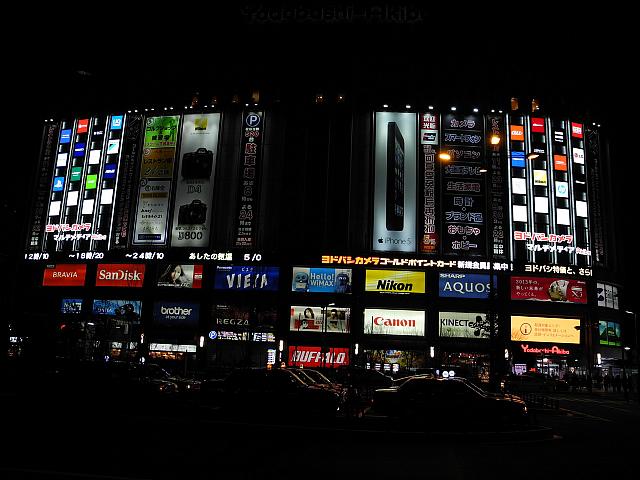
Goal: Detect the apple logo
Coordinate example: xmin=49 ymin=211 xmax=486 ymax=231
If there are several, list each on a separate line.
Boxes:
xmin=377 ymin=237 xmax=384 ymax=244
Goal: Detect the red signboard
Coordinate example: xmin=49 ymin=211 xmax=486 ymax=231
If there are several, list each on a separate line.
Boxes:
xmin=531 ymin=118 xmax=545 ymax=133
xmin=511 ymin=276 xmax=587 ymax=303
xmin=43 ymin=264 xmax=87 ymax=287
xmin=77 ymin=119 xmax=89 ymax=134
xmin=571 ymin=122 xmax=583 ymax=138
xmin=288 ymin=346 xmax=350 ymax=368
xmin=95 ymin=264 xmax=146 ymax=287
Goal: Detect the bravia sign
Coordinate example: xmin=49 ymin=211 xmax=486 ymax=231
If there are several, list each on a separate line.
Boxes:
xmin=43 ymin=264 xmax=87 ymax=286
xmin=95 ymin=264 xmax=145 ymax=287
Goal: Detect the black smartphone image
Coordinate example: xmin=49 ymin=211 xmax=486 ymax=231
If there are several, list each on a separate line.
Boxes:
xmin=386 ymin=122 xmax=405 ymax=231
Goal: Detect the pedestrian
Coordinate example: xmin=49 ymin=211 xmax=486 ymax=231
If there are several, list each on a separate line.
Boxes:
xmin=623 ymin=374 xmax=630 ymax=402
xmin=613 ymin=374 xmax=621 ymax=393
xmin=603 ymin=373 xmax=611 ymax=392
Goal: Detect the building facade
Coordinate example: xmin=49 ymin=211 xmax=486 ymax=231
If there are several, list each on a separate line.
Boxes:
xmin=16 ymin=101 xmax=632 ymax=385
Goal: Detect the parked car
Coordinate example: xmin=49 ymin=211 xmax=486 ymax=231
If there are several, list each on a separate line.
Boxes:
xmin=373 ymin=376 xmax=529 ymax=428
xmin=289 ymin=368 xmax=345 ymax=397
xmin=221 ymin=367 xmax=343 ymax=420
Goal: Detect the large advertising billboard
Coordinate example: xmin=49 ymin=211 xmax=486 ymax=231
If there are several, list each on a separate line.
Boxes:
xmin=95 ymin=264 xmax=146 ymax=287
xmin=43 ymin=264 xmax=87 ymax=287
xmin=214 ymin=266 xmax=280 ymax=291
xmin=170 ymin=113 xmax=221 ymax=247
xmin=157 ymin=264 xmax=203 ymax=288
xmin=288 ymin=346 xmax=349 ymax=368
xmin=365 ymin=269 xmax=425 ymax=294
xmin=372 ymin=112 xmax=417 ymax=253
xmin=439 ymin=312 xmax=489 ymax=339
xmin=511 ymin=276 xmax=587 ymax=303
xmin=363 ymin=308 xmax=425 ymax=336
xmin=289 ymin=306 xmax=350 ymax=333
xmin=418 ymin=112 xmax=439 ymax=253
xmin=598 ymin=320 xmax=621 ymax=346
xmin=133 ymin=115 xmax=180 ymax=245
xmin=291 ymin=267 xmax=352 ymax=293
xmin=596 ymin=282 xmax=619 ymax=310
xmin=211 ymin=304 xmax=277 ymax=331
xmin=92 ymin=299 xmax=142 ymax=323
xmin=153 ymin=301 xmax=200 ymax=328
xmin=61 ymin=298 xmax=82 ymax=314
xmin=510 ymin=316 xmax=580 ymax=344
xmin=438 ymin=273 xmax=495 ymax=299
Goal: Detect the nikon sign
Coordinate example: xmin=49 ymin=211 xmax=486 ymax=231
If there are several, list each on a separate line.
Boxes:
xmin=365 ymin=269 xmax=425 ymax=294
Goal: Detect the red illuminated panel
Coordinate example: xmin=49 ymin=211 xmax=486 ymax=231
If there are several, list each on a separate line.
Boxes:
xmin=511 ymin=277 xmax=587 ymax=303
xmin=193 ymin=265 xmax=203 ymax=288
xmin=553 ymin=154 xmax=568 ymax=171
xmin=571 ymin=122 xmax=583 ymax=138
xmin=43 ymin=264 xmax=87 ymax=287
xmin=531 ymin=118 xmax=545 ymax=133
xmin=77 ymin=119 xmax=89 ymax=134
xmin=510 ymin=125 xmax=525 ymax=141
xmin=95 ymin=264 xmax=146 ymax=287
xmin=288 ymin=346 xmax=350 ymax=368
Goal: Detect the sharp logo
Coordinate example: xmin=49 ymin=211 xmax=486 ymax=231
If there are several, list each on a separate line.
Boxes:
xmin=376 ymin=279 xmax=413 ymax=291
xmin=161 ymin=306 xmax=192 ymax=316
xmin=98 ymin=269 xmax=141 ymax=281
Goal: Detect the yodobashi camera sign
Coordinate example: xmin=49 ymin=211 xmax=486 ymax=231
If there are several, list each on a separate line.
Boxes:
xmin=364 ymin=308 xmax=425 ymax=336
xmin=171 ymin=113 xmax=221 ymax=247
xmin=439 ymin=312 xmax=489 ymax=339
xmin=438 ymin=273 xmax=495 ymax=299
xmin=153 ymin=302 xmax=199 ymax=327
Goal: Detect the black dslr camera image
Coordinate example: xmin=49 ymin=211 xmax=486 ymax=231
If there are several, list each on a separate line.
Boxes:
xmin=178 ymin=199 xmax=207 ymax=224
xmin=181 ymin=148 xmax=214 ymax=179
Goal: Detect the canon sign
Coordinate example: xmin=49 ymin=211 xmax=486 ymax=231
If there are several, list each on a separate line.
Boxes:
xmin=95 ymin=264 xmax=145 ymax=287
xmin=364 ymin=308 xmax=425 ymax=336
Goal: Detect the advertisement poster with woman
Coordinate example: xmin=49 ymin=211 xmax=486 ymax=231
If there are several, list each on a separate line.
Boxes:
xmin=290 ymin=305 xmax=350 ymax=333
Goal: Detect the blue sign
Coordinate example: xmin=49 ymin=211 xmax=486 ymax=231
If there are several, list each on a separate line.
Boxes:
xmin=92 ymin=299 xmax=142 ymax=321
xmin=110 ymin=115 xmax=124 ymax=130
xmin=61 ymin=298 xmax=82 ymax=314
xmin=208 ymin=330 xmax=218 ymax=340
xmin=511 ymin=151 xmax=525 ymax=168
xmin=73 ymin=142 xmax=86 ymax=157
xmin=291 ymin=267 xmax=352 ymax=293
xmin=103 ymin=164 xmax=117 ymax=179
xmin=52 ymin=177 xmax=65 ymax=192
xmin=439 ymin=273 xmax=496 ymax=299
xmin=153 ymin=301 xmax=200 ymax=326
xmin=214 ymin=266 xmax=280 ymax=291
xmin=60 ymin=129 xmax=72 ymax=144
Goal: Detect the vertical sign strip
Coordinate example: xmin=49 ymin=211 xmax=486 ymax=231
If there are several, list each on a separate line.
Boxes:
xmin=234 ymin=111 xmax=264 ymax=248
xmin=91 ymin=114 xmax=125 ymax=251
xmin=28 ymin=123 xmax=58 ymax=252
xmin=418 ymin=112 xmax=439 ymax=254
xmin=440 ymin=113 xmax=485 ymax=256
xmin=111 ymin=114 xmax=143 ymax=249
xmin=487 ymin=114 xmax=508 ymax=260
xmin=506 ymin=115 xmax=528 ymax=264
xmin=171 ymin=113 xmax=222 ymax=247
xmin=586 ymin=126 xmax=604 ymax=266
xmin=132 ymin=115 xmax=181 ymax=246
xmin=569 ymin=121 xmax=591 ymax=266
xmin=372 ymin=112 xmax=417 ymax=253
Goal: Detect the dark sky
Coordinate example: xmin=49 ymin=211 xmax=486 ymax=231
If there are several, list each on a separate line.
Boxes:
xmin=6 ymin=3 xmax=637 ymax=299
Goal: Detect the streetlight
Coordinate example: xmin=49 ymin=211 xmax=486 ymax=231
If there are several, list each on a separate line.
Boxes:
xmin=624 ymin=310 xmax=638 ymax=401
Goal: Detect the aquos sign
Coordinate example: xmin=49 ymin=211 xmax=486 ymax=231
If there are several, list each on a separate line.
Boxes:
xmin=438 ymin=273 xmax=495 ymax=299
xmin=365 ymin=269 xmax=425 ymax=294
xmin=364 ymin=308 xmax=425 ymax=336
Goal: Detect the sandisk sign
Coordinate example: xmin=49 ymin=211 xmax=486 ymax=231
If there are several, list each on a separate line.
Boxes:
xmin=95 ymin=264 xmax=145 ymax=287
xmin=288 ymin=346 xmax=349 ymax=368
xmin=43 ymin=264 xmax=87 ymax=287
xmin=364 ymin=308 xmax=425 ymax=336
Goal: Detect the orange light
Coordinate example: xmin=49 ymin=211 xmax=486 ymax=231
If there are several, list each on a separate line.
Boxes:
xmin=438 ymin=152 xmax=451 ymax=161
xmin=490 ymin=135 xmax=501 ymax=145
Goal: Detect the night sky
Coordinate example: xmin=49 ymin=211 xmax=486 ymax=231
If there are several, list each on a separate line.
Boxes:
xmin=6 ymin=2 xmax=636 ymax=305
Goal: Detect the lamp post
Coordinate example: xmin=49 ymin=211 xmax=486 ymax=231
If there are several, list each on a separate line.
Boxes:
xmin=624 ymin=310 xmax=638 ymax=401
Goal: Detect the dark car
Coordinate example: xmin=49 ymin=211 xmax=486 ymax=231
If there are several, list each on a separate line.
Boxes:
xmin=289 ymin=367 xmax=345 ymax=396
xmin=501 ymin=372 xmax=568 ymax=393
xmin=221 ymin=367 xmax=343 ymax=420
xmin=373 ymin=376 xmax=529 ymax=428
